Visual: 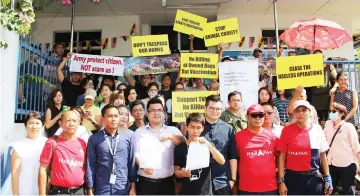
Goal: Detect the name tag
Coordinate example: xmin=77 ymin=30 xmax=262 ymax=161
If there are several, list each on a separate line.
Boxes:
xmin=109 ymin=174 xmax=116 ymax=184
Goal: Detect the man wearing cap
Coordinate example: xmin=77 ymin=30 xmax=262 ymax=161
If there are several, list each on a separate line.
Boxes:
xmin=235 ymin=104 xmax=279 ymax=195
xmin=81 ymin=89 xmax=102 ymax=134
xmin=57 ymin=52 xmax=83 ymax=107
xmin=277 ymin=100 xmax=332 ymax=195
xmin=288 ymin=85 xmax=319 ymax=124
xmin=201 ymin=95 xmax=237 ymax=194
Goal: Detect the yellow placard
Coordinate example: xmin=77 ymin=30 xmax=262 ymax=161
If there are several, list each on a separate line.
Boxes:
xmin=172 ymin=91 xmax=217 ymax=122
xmin=173 ymin=10 xmax=207 ymax=39
xmin=131 ymin=34 xmax=170 ymax=57
xmin=180 ymin=53 xmax=218 ymax=79
xmin=204 ymin=18 xmax=240 ymax=47
xmin=276 ymin=54 xmax=324 ymax=89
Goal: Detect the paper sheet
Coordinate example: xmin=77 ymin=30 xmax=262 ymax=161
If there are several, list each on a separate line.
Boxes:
xmin=139 ymin=138 xmax=163 ymax=169
xmin=186 ymin=142 xmax=210 ymax=170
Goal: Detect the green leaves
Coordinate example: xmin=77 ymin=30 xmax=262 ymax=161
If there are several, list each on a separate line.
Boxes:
xmin=0 ymin=0 xmax=35 ymax=48
xmin=20 ymin=73 xmax=56 ymax=88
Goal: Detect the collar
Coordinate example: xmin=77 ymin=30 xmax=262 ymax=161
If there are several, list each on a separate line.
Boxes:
xmin=332 ymin=120 xmax=345 ymax=128
xmin=102 ymin=128 xmax=119 ymax=137
xmin=145 ymin=123 xmax=167 ymax=131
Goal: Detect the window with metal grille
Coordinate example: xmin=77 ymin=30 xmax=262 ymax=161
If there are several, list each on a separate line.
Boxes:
xmin=53 ymin=31 xmax=102 ymax=55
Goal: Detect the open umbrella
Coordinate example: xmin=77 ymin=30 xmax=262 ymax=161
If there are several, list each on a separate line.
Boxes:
xmin=280 ymin=18 xmax=352 ymax=51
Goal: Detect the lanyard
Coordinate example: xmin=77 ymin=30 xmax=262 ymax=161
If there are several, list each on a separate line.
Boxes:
xmin=103 ymin=130 xmax=119 ymax=174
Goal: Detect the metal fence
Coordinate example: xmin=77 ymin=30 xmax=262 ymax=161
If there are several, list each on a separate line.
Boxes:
xmin=13 ymin=38 xmax=360 ymax=122
xmin=15 ymin=36 xmax=60 ymax=121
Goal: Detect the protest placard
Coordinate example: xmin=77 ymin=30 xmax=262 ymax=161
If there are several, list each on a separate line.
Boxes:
xmin=124 ymin=54 xmax=180 ymax=76
xmin=131 ymin=34 xmax=170 ymax=57
xmin=173 ymin=10 xmax=207 ymax=38
xmin=172 ymin=91 xmax=217 ymax=122
xmin=219 ymin=60 xmax=259 ymax=109
xmin=204 ymin=18 xmax=240 ymax=47
xmin=69 ymin=53 xmax=124 ymax=76
xmin=180 ymin=53 xmax=218 ymax=79
xmin=276 ymin=54 xmax=324 ymax=89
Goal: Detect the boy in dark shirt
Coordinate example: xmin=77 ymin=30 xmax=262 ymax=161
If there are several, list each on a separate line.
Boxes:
xmin=174 ymin=113 xmax=225 ymax=195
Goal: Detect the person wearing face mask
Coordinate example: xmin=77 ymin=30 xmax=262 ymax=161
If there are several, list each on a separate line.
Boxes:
xmin=141 ymin=82 xmax=165 ymax=111
xmin=324 ymin=103 xmax=360 ymax=195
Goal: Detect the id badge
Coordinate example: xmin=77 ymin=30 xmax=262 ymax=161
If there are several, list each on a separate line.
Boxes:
xmin=109 ymin=174 xmax=116 ymax=184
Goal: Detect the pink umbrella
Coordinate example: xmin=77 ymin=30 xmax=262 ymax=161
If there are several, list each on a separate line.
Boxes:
xmin=280 ymin=18 xmax=352 ymax=51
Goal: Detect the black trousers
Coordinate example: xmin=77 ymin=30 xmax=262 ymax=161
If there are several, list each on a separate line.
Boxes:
xmin=48 ymin=185 xmax=84 ymax=195
xmin=329 ymin=163 xmax=357 ymax=195
xmin=238 ymin=189 xmax=279 ymax=195
xmin=285 ymin=171 xmax=324 ymax=195
xmin=136 ymin=176 xmax=175 ymax=195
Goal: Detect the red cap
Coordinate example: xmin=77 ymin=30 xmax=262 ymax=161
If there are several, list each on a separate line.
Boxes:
xmin=247 ymin=104 xmax=264 ymax=114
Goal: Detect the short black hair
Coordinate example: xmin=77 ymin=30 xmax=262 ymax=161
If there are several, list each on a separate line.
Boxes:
xmin=205 ymin=95 xmax=222 ymax=107
xmin=24 ymin=111 xmax=43 ymax=127
xmin=130 ymin=100 xmax=145 ymax=112
xmin=336 ymin=71 xmax=347 ymax=80
xmin=288 ymin=51 xmax=296 ymax=55
xmin=228 ymin=91 xmax=242 ymax=101
xmin=161 ymin=73 xmax=172 ymax=82
xmin=314 ymin=49 xmax=323 ymax=54
xmin=147 ymin=97 xmax=164 ymax=111
xmin=186 ymin=113 xmax=205 ymax=126
xmin=101 ymin=104 xmax=119 ymax=117
xmin=260 ymin=102 xmax=272 ymax=107
xmin=53 ymin=43 xmax=63 ymax=50
xmin=147 ymin=82 xmax=159 ymax=91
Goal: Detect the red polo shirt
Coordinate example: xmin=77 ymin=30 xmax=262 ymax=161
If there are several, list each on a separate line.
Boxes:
xmin=235 ymin=128 xmax=278 ymax=192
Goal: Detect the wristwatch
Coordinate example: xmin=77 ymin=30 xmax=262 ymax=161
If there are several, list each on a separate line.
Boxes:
xmin=230 ymin=179 xmax=236 ymax=184
xmin=277 ymin=177 xmax=285 ymax=184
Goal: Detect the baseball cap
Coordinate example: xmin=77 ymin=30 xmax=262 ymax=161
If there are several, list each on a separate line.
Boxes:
xmin=293 ymin=100 xmax=312 ymax=110
xmin=84 ymin=88 xmax=97 ymax=100
xmin=247 ymin=104 xmax=264 ymax=114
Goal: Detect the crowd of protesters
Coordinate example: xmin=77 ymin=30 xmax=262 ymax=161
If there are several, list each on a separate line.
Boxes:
xmin=10 ymin=37 xmax=360 ymax=196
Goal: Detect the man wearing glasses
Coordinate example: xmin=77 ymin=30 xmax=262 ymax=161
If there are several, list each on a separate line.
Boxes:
xmin=201 ymin=95 xmax=237 ymax=195
xmin=235 ymin=104 xmax=279 ymax=195
xmin=134 ymin=98 xmax=184 ymax=194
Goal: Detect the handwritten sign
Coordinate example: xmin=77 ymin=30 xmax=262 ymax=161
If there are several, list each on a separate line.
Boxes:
xmin=180 ymin=53 xmax=218 ymax=78
xmin=131 ymin=34 xmax=170 ymax=57
xmin=69 ymin=53 xmax=124 ymax=76
xmin=173 ymin=10 xmax=207 ymax=38
xmin=204 ymin=18 xmax=240 ymax=47
xmin=276 ymin=54 xmax=324 ymax=89
xmin=172 ymin=91 xmax=217 ymax=122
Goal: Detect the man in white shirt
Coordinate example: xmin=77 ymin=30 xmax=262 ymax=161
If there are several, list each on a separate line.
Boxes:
xmin=134 ymin=97 xmax=184 ymax=195
xmin=261 ymin=102 xmax=283 ymax=138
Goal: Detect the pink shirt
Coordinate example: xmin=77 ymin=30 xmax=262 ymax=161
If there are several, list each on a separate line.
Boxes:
xmin=324 ymin=120 xmax=360 ymax=167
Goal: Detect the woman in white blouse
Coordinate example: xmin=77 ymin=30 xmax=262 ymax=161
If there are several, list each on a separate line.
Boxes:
xmin=11 ymin=112 xmax=47 ymax=195
xmin=324 ymin=103 xmax=360 ymax=195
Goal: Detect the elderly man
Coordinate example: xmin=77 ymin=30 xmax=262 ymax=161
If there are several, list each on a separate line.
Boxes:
xmin=288 ymin=85 xmax=318 ymax=124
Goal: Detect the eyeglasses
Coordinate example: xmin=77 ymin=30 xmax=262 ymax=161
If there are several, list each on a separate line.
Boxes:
xmin=208 ymin=107 xmax=222 ymax=112
xmin=264 ymin=111 xmax=273 ymax=116
xmin=250 ymin=113 xmax=265 ymax=118
xmin=148 ymin=109 xmax=164 ymax=114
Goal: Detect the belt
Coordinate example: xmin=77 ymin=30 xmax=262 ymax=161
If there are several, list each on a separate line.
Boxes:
xmin=50 ymin=185 xmax=82 ymax=194
xmin=286 ymin=169 xmax=320 ymax=176
xmin=138 ymin=175 xmax=173 ymax=183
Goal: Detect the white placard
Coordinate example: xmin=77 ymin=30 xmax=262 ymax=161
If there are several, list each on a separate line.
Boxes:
xmin=219 ymin=60 xmax=259 ymax=110
xmin=186 ymin=142 xmax=210 ymax=170
xmin=139 ymin=138 xmax=162 ymax=169
xmin=69 ymin=53 xmax=124 ymax=76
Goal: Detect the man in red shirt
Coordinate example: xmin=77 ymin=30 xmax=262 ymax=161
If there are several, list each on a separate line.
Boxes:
xmin=235 ymin=104 xmax=279 ymax=195
xmin=38 ymin=110 xmax=87 ymax=195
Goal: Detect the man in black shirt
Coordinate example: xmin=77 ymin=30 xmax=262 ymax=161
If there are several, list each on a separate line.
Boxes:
xmin=174 ymin=113 xmax=225 ymax=195
xmin=125 ymin=74 xmax=151 ymax=99
xmin=57 ymin=53 xmax=83 ymax=107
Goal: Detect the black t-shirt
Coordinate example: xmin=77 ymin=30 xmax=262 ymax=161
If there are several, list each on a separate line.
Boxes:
xmin=135 ymin=82 xmax=148 ymax=100
xmin=174 ymin=142 xmax=212 ymax=195
xmin=160 ymin=89 xmax=172 ymax=103
xmin=61 ymin=79 xmax=83 ymax=107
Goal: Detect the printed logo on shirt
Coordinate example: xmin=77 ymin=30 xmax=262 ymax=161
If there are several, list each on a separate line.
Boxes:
xmin=58 ymin=157 xmax=84 ymax=167
xmin=246 ymin=149 xmax=273 ymax=158
xmin=288 ymin=151 xmax=308 ymax=156
xmin=79 ymin=148 xmax=84 ymax=155
xmin=266 ymin=139 xmax=271 ymax=145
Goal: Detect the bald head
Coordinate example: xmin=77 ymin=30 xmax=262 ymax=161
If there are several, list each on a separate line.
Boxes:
xmin=209 ymin=81 xmax=220 ymax=95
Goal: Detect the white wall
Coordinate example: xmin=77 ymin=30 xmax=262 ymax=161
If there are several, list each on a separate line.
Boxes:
xmin=31 ymin=15 xmax=141 ymax=57
xmin=142 ymin=24 xmax=151 ymax=36
xmin=0 ymin=27 xmax=19 ymax=194
xmin=217 ymin=13 xmax=354 ymax=59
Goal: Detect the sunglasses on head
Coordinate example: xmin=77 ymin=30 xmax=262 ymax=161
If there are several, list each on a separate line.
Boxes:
xmin=250 ymin=113 xmax=265 ymax=118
